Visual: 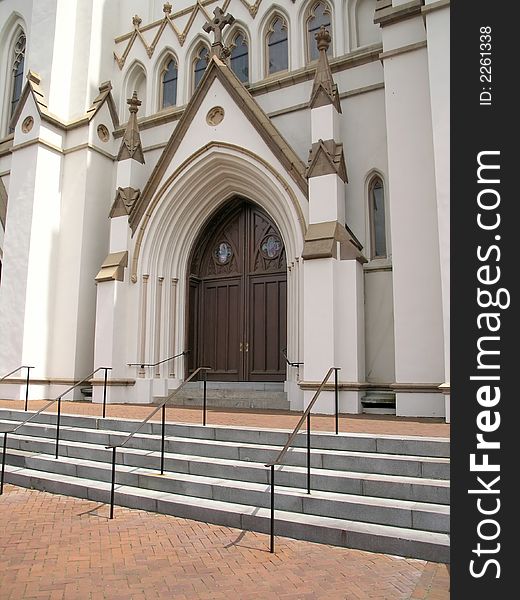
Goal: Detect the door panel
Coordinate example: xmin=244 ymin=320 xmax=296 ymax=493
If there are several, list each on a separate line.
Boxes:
xmin=200 ymin=278 xmax=242 ymax=381
xmin=248 ymin=275 xmax=287 ymax=381
xmin=189 ymin=200 xmax=287 ymax=382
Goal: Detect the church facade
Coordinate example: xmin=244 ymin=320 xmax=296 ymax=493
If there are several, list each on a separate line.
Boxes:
xmin=0 ymin=0 xmax=450 ymax=420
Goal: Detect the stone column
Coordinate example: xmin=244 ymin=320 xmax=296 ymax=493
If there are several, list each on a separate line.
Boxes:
xmin=375 ymin=1 xmax=445 ymax=417
xmin=302 ymin=27 xmax=366 ymax=414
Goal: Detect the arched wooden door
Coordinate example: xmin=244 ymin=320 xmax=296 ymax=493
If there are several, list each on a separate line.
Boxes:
xmin=187 ymin=200 xmax=287 ymax=382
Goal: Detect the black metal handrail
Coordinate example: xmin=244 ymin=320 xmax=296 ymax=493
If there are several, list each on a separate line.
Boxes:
xmin=0 ymin=365 xmax=34 ymax=411
xmin=0 ymin=366 xmax=111 ymax=495
xmin=265 ymin=366 xmax=340 ymax=553
xmin=105 ymin=365 xmax=211 ymax=519
xmin=281 ymin=348 xmax=303 ymax=368
xmin=128 ymin=350 xmax=189 ymax=370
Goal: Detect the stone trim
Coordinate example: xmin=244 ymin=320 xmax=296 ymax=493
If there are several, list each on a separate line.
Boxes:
xmin=251 ymin=44 xmax=382 ymax=96
xmin=302 ymin=221 xmax=365 ymax=262
xmin=85 ymin=81 xmax=120 ymax=129
xmin=390 ymin=382 xmax=444 ymax=393
xmin=379 ymin=40 xmax=427 ymax=61
xmin=299 ymin=381 xmax=371 ymax=391
xmin=268 ymin=82 xmax=384 ymax=119
xmin=110 ymin=187 xmax=140 ymax=218
xmin=95 ymin=251 xmax=129 ymax=282
xmin=129 ymin=56 xmax=308 ymax=232
xmin=422 ymin=0 xmax=450 ymax=16
xmin=306 ymin=139 xmax=347 ymax=183
xmin=9 ymin=137 xmax=116 ymax=161
xmin=10 ymin=137 xmax=63 ymax=156
xmin=374 ymin=0 xmax=424 ymax=26
xmin=130 ymin=141 xmax=307 ymax=282
xmin=300 ymin=381 xmax=444 ymax=393
xmin=0 ymin=378 xmax=135 ymax=387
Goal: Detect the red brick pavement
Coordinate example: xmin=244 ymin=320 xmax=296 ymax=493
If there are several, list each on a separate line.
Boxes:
xmin=0 ymin=399 xmax=450 ymax=438
xmin=0 ymin=485 xmax=449 ymax=600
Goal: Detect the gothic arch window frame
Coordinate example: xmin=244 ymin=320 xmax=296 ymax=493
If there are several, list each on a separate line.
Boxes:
xmin=121 ymin=60 xmax=147 ymax=118
xmin=263 ymin=12 xmax=290 ymax=78
xmin=227 ymin=27 xmax=250 ymax=85
xmin=367 ymin=172 xmax=389 ymax=261
xmin=1 ymin=20 xmax=27 ymax=137
xmin=191 ymin=42 xmax=210 ymax=93
xmin=348 ymin=0 xmax=382 ymax=51
xmin=157 ymin=51 xmax=179 ymax=110
xmin=304 ymin=1 xmax=333 ymax=63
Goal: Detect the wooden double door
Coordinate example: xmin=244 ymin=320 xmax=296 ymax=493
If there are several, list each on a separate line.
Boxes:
xmin=188 ymin=200 xmax=287 ymax=382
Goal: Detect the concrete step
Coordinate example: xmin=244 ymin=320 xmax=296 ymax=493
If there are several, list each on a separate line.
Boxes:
xmin=5 ymin=432 xmax=450 ymax=504
xmin=0 ymin=409 xmax=450 ymax=457
xmin=4 ymin=449 xmax=449 ymax=533
xmin=1 ymin=419 xmax=450 ymax=479
xmin=3 ymin=464 xmax=450 ymax=563
xmin=161 ymin=383 xmax=290 ymax=410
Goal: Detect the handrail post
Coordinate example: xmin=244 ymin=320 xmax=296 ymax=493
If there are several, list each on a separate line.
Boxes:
xmin=109 ymin=447 xmax=117 ymax=519
xmin=307 ymin=412 xmax=311 ymax=494
xmin=102 ymin=368 xmax=109 ymax=419
xmin=24 ymin=366 xmax=32 ymax=411
xmin=270 ymin=464 xmax=275 ymax=553
xmin=160 ymin=404 xmax=166 ymax=475
xmin=1 ymin=432 xmax=8 ymax=495
xmin=334 ymin=368 xmax=339 ymax=435
xmin=202 ymin=368 xmax=207 ymax=426
xmin=55 ymin=396 xmax=62 ymax=459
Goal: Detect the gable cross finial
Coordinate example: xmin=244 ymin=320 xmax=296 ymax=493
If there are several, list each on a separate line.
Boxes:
xmin=203 ymin=7 xmax=235 ymax=56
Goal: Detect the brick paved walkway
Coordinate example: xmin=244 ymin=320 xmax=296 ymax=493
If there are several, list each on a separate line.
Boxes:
xmin=0 ymin=399 xmax=450 ymax=438
xmin=0 ymin=485 xmax=449 ymax=600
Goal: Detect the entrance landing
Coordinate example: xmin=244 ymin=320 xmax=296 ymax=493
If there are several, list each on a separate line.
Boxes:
xmin=0 ymin=399 xmax=449 ymax=438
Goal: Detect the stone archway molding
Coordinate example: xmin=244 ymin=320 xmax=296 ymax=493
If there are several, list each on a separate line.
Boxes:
xmin=131 ymin=142 xmax=307 ymax=283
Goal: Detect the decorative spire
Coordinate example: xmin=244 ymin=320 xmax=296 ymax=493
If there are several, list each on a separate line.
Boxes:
xmin=117 ymin=91 xmax=145 ymax=164
xmin=132 ymin=14 xmax=142 ymax=29
xmin=309 ymin=26 xmax=341 ymax=113
xmin=163 ymin=2 xmax=172 ymax=16
xmin=203 ymin=7 xmax=235 ymax=58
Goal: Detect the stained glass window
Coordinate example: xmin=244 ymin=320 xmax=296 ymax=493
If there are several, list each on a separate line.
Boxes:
xmin=267 ymin=18 xmax=288 ymax=75
xmin=370 ymin=178 xmax=387 ymax=258
xmin=307 ymin=3 xmax=331 ymax=61
xmin=230 ymin=33 xmax=249 ymax=83
xmin=162 ymin=59 xmax=178 ymax=108
xmin=10 ymin=32 xmax=26 ymax=129
xmin=214 ymin=242 xmax=233 ymax=265
xmin=194 ymin=46 xmax=209 ymax=88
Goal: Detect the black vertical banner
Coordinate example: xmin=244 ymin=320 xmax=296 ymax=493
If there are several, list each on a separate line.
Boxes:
xmin=452 ymin=1 xmax=516 ymax=597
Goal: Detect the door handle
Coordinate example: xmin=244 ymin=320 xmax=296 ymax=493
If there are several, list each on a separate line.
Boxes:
xmin=240 ymin=342 xmax=243 ymax=352
xmin=245 ymin=342 xmax=249 ymax=353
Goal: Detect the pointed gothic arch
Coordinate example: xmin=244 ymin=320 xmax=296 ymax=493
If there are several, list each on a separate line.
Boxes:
xmin=347 ymin=0 xmax=381 ymax=50
xmin=122 ymin=60 xmax=147 ymax=117
xmin=154 ymin=49 xmax=179 ymax=109
xmin=226 ymin=25 xmax=250 ymax=84
xmin=259 ymin=6 xmax=291 ymax=78
xmin=132 ymin=145 xmax=305 ymax=381
xmin=0 ymin=15 xmax=27 ymax=136
xmin=303 ymin=1 xmax=333 ymax=62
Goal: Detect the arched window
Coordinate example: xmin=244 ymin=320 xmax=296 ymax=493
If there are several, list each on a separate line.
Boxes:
xmin=193 ymin=46 xmax=209 ymax=89
xmin=123 ymin=62 xmax=147 ymax=116
xmin=9 ymin=31 xmax=26 ymax=129
xmin=307 ymin=2 xmax=332 ymax=61
xmin=161 ymin=58 xmax=178 ymax=108
xmin=266 ymin=17 xmax=288 ymax=76
xmin=230 ymin=33 xmax=249 ymax=84
xmin=355 ymin=0 xmax=382 ymax=48
xmin=369 ymin=176 xmax=387 ymax=258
